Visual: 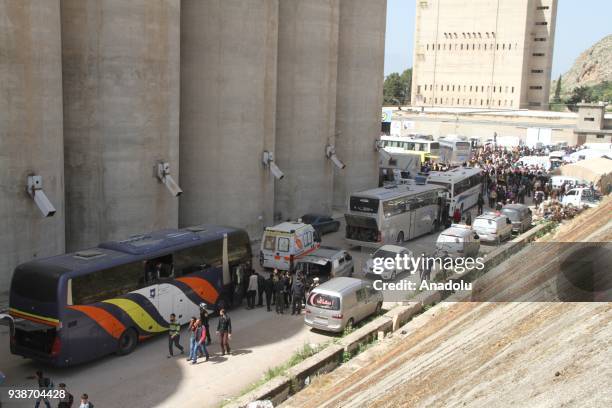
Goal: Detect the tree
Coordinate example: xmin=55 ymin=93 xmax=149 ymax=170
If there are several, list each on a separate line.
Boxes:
xmin=553 ymin=74 xmax=562 ymax=103
xmin=383 ymin=68 xmax=412 ymax=106
xmin=400 ymin=68 xmax=412 ymax=104
xmin=565 ymin=86 xmax=593 ymax=111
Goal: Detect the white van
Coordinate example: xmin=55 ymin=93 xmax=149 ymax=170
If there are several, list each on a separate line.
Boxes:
xmin=472 ymin=213 xmax=513 ymax=244
xmin=259 ymin=222 xmax=320 ymax=271
xmin=436 ymin=224 xmax=480 ymax=258
xmin=561 ymin=188 xmax=598 ymax=208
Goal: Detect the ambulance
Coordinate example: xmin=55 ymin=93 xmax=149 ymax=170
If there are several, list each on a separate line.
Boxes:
xmin=259 ymin=222 xmax=320 ymax=271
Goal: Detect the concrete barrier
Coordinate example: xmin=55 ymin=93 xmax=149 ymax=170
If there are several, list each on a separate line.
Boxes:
xmin=339 ymin=316 xmax=392 ymax=354
xmin=227 ymin=375 xmax=292 ymax=408
xmin=285 ymin=344 xmax=345 ymax=393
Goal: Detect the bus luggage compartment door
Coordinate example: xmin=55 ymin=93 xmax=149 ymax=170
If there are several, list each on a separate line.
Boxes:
xmin=345 ymin=215 xmax=379 ymax=243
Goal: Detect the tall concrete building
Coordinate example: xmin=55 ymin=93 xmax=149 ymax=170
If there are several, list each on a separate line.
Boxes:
xmin=411 ymin=0 xmax=557 ymax=110
xmin=179 ymin=0 xmax=278 ymax=237
xmin=0 ymin=0 xmax=65 ymax=292
xmin=275 ymin=0 xmax=340 ymax=221
xmin=61 ymin=0 xmax=181 ymax=251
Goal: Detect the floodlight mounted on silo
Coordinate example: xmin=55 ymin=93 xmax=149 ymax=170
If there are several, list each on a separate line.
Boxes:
xmin=325 ymin=144 xmax=346 ymax=169
xmin=156 ymin=161 xmax=182 ymax=197
xmin=262 ymin=150 xmax=285 ymax=180
xmin=27 ymin=175 xmax=56 ymax=217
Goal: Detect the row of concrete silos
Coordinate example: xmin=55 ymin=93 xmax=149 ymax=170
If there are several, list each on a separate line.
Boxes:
xmin=0 ymin=0 xmax=386 ymax=291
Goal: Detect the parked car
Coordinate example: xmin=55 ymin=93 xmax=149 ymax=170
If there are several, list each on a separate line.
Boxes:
xmin=436 ymin=224 xmax=480 ymax=257
xmin=472 ymin=213 xmax=513 ymax=245
xmin=501 ymin=204 xmax=532 ymax=233
xmin=363 ymin=244 xmax=412 ymax=281
xmin=301 ymin=214 xmax=341 ymax=235
xmin=561 ymin=187 xmax=599 ymax=208
xmin=305 ymin=277 xmax=383 ymax=333
xmin=294 ymin=246 xmax=354 ymax=286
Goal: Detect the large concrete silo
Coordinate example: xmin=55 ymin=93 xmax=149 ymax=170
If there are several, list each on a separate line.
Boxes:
xmin=179 ymin=0 xmax=279 ymax=237
xmin=0 ymin=0 xmax=65 ymax=293
xmin=61 ymin=0 xmax=180 ymax=251
xmin=275 ymin=0 xmax=340 ymax=221
xmin=333 ymin=0 xmax=387 ymax=209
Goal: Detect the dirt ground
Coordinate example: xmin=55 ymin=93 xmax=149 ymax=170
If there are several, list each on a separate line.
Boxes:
xmin=282 ymin=197 xmax=612 ymax=408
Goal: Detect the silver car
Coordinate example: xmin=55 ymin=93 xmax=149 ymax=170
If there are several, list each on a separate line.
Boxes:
xmin=501 ymin=204 xmax=532 ymax=233
xmin=295 ymin=246 xmax=354 ymax=285
xmin=305 ymin=277 xmax=383 ymax=333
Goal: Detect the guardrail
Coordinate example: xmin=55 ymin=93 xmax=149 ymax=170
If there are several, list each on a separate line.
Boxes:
xmin=226 ymin=222 xmax=554 ymax=408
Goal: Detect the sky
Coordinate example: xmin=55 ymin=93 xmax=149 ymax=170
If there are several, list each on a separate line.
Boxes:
xmin=384 ymin=0 xmax=612 ymax=78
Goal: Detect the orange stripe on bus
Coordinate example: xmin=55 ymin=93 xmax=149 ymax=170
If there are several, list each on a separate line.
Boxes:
xmin=175 ymin=276 xmax=219 ymax=304
xmin=69 ymin=305 xmax=125 ymax=339
xmin=9 ymin=310 xmax=59 ymax=327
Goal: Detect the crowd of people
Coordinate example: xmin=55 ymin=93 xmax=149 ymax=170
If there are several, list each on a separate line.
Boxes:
xmin=27 ymin=370 xmax=93 ymax=408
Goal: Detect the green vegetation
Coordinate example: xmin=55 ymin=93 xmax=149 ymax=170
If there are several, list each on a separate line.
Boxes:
xmin=224 ymin=342 xmax=324 ymax=406
xmin=551 ymin=81 xmax=612 ymax=111
xmin=383 ymin=68 xmax=412 ymax=106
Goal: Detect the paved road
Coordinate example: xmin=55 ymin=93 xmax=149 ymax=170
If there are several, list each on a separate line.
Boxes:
xmin=0 ymin=201 xmax=517 ymax=408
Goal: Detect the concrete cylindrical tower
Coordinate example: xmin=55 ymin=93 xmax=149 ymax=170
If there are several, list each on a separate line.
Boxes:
xmin=275 ymin=0 xmax=340 ymax=221
xmin=179 ymin=0 xmax=279 ymax=237
xmin=61 ymin=0 xmax=180 ymax=251
xmin=0 ymin=0 xmax=65 ymax=292
xmin=333 ymin=0 xmax=387 ymax=209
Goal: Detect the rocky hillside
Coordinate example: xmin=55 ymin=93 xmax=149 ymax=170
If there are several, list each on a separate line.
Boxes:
xmin=551 ymin=34 xmax=612 ymax=99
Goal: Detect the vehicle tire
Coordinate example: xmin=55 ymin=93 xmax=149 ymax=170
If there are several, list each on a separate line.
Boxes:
xmin=397 ymin=232 xmax=404 ymax=243
xmin=346 ymin=318 xmax=354 ymax=331
xmin=375 ymin=302 xmax=382 ymax=315
xmin=432 ymin=220 xmax=439 ymax=233
xmin=259 ymin=252 xmax=264 ymax=267
xmin=117 ymin=328 xmax=138 ymax=356
xmin=390 ymin=270 xmax=397 ymax=281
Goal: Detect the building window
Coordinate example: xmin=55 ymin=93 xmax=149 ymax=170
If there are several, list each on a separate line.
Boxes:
xmin=452 ymin=85 xmax=455 ymax=91
xmin=584 ymin=117 xmax=595 ymax=122
xmin=534 ymin=38 xmax=546 ymax=42
xmin=529 ymin=86 xmax=543 ymax=90
xmin=486 ymin=99 xmax=489 ymax=104
xmin=511 ymin=86 xmax=515 ymax=93
xmin=509 ymin=44 xmax=512 ymax=50
xmin=484 ymin=44 xmax=487 ymax=50
xmin=446 ymin=85 xmax=450 ymax=91
xmin=460 ymin=44 xmax=463 ymax=50
xmin=435 ymin=98 xmax=438 ymax=104
xmin=496 ymin=44 xmax=499 ymax=50
xmin=426 ymin=44 xmax=429 ymax=50
xmin=537 ymin=6 xmax=550 ymax=10
xmin=533 ymin=53 xmax=545 ymax=56
xmin=478 ymin=44 xmax=481 ymax=50
xmin=531 ymin=69 xmax=543 ymax=73
xmin=469 ymin=86 xmax=473 ymax=91
xmin=535 ymin=22 xmax=548 ymax=25
xmin=480 ymin=99 xmax=483 ymax=106
xmin=498 ymin=100 xmax=501 ymax=106
xmin=481 ymin=86 xmax=484 ymax=92
xmin=438 ymin=44 xmax=440 ymax=50
xmin=493 ymin=87 xmax=496 ymax=93
xmin=417 ymin=85 xmax=421 ymax=93
xmin=505 ymin=86 xmax=508 ymax=93
xmin=502 ymin=44 xmax=505 ymax=50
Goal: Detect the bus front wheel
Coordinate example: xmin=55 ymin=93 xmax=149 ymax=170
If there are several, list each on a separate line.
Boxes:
xmin=117 ymin=328 xmax=138 ymax=356
xmin=397 ymin=232 xmax=404 ymax=243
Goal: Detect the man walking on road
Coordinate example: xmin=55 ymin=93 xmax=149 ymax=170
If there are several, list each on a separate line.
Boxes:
xmin=257 ymin=272 xmax=265 ymax=307
xmin=216 ymin=308 xmax=232 ymax=356
xmin=33 ymin=370 xmax=52 ymax=408
xmin=274 ymin=275 xmax=285 ymax=314
xmin=264 ymin=273 xmax=274 ymax=311
xmin=247 ymin=271 xmax=258 ymax=309
xmin=291 ymin=276 xmax=305 ymax=315
xmin=199 ymin=303 xmax=212 ymax=345
xmin=167 ymin=313 xmax=184 ymax=358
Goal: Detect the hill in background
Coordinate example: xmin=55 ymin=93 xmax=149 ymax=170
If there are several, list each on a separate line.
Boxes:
xmin=551 ymin=34 xmax=612 ymax=102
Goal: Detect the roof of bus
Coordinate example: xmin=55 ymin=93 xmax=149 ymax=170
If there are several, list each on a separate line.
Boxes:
xmin=15 ymin=224 xmax=244 ymax=276
xmin=380 ymin=136 xmax=436 ymax=144
xmin=351 ymin=183 xmax=445 ymax=200
xmin=426 ymin=167 xmax=483 ymax=183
